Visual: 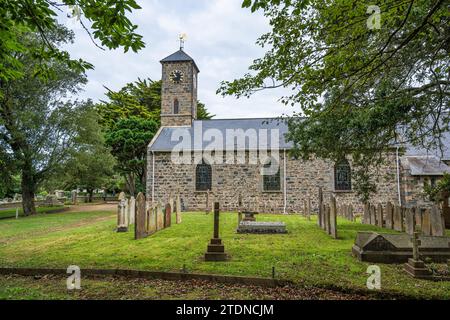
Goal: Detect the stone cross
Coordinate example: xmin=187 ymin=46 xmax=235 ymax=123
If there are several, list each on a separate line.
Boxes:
xmin=411 ymin=231 xmax=421 ymax=261
xmin=213 ymin=202 xmax=220 ymax=239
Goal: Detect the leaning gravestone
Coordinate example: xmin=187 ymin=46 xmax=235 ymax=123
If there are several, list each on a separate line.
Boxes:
xmin=422 ymin=209 xmax=432 ymax=236
xmin=385 ymin=202 xmax=393 ymax=229
xmin=430 ymin=205 xmax=444 ymax=237
xmin=393 ymin=205 xmax=403 ymax=232
xmin=176 ymin=194 xmax=182 ymax=224
xmin=164 ymin=203 xmax=172 ymax=228
xmin=330 ymin=197 xmax=337 ymax=239
xmin=377 ymin=204 xmax=383 ymax=228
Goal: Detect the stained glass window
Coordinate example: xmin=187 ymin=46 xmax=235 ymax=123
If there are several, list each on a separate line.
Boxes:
xmin=196 ymin=160 xmax=212 ymax=191
xmin=335 ymin=159 xmax=352 ymax=191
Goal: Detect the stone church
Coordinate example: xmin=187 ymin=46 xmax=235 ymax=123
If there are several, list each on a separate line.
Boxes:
xmin=146 ymin=48 xmax=450 ymax=213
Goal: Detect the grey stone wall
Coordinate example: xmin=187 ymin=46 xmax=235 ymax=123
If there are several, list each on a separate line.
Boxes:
xmin=146 ymin=151 xmax=401 ymax=213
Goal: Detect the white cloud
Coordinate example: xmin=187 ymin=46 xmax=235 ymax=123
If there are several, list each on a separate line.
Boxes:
xmin=59 ymin=0 xmax=295 ymax=118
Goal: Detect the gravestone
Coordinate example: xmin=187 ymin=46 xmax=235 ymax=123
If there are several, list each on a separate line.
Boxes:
xmin=205 ymin=202 xmax=228 ymax=261
xmin=124 ymin=197 xmax=129 ymax=227
xmin=318 ymin=187 xmax=323 ymax=228
xmin=422 ymin=209 xmax=432 ymax=236
xmin=206 ymin=190 xmax=211 ymax=214
xmin=156 ymin=203 xmax=164 ymax=231
xmin=404 ymin=207 xmax=415 ymax=235
xmin=71 ymin=190 xmax=77 ymax=205
xmin=129 ymin=196 xmax=136 ymax=225
xmin=415 ymin=208 xmax=423 ymax=228
xmin=330 ymin=197 xmax=337 ymax=239
xmin=148 ymin=205 xmax=157 ymax=234
xmin=134 ymin=193 xmax=147 ymax=240
xmin=430 ymin=205 xmax=444 ymax=237
xmin=370 ymin=205 xmax=377 ymax=226
xmin=176 ymin=194 xmax=182 ymax=224
xmin=349 ymin=204 xmax=354 ymax=222
xmin=307 ymin=197 xmax=311 ymax=220
xmin=117 ymin=192 xmax=128 ymax=232
xmin=164 ymin=203 xmax=172 ymax=228
xmin=363 ymin=203 xmax=370 ymax=224
xmin=385 ymin=202 xmax=393 ymax=229
xmin=325 ymin=205 xmax=331 ymax=234
xmin=377 ymin=204 xmax=383 ymax=228
xmin=393 ymin=205 xmax=403 ymax=232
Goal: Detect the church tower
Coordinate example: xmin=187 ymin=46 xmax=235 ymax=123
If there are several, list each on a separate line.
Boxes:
xmin=160 ymin=48 xmax=199 ymax=127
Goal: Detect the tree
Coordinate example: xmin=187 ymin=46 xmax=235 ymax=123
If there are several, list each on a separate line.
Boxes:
xmin=219 ymin=0 xmax=449 ymax=201
xmin=47 ymin=102 xmax=116 ymax=202
xmin=0 ymin=26 xmax=89 ymax=215
xmin=104 ymin=117 xmax=158 ymax=196
xmin=197 ymin=101 xmax=215 ymax=120
xmin=0 ymin=0 xmax=144 ymax=89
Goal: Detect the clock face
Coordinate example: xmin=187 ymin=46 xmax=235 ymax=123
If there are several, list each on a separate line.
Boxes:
xmin=170 ymin=70 xmax=184 ymax=84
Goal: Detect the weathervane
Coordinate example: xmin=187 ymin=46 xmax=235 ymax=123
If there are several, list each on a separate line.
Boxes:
xmin=179 ymin=33 xmax=187 ymax=50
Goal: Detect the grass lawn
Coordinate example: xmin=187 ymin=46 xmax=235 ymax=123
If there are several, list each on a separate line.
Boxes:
xmin=0 ymin=210 xmax=449 ymax=299
xmin=0 ymin=206 xmax=65 ymax=220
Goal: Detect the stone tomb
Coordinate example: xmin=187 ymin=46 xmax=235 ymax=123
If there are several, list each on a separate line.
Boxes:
xmin=352 ymin=231 xmax=450 ymax=263
xmin=237 ymin=221 xmax=287 ymax=234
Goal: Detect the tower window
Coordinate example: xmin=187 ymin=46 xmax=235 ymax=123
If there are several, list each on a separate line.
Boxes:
xmin=173 ymin=99 xmax=179 ymax=114
xmin=334 ymin=159 xmax=352 ymax=191
xmin=196 ymin=160 xmax=212 ymax=191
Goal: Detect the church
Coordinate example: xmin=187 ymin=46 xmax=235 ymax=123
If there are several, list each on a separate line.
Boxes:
xmin=146 ymin=48 xmax=450 ymax=213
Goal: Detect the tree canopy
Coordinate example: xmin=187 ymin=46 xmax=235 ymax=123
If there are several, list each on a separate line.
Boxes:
xmin=219 ymin=0 xmax=449 ymax=201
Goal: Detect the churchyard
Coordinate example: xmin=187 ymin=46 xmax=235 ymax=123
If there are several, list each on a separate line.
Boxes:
xmin=1 ymin=203 xmax=450 ymax=299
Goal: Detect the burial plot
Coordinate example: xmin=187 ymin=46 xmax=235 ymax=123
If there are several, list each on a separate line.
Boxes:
xmin=352 ymin=231 xmax=450 ymax=263
xmin=237 ymin=221 xmax=287 ymax=234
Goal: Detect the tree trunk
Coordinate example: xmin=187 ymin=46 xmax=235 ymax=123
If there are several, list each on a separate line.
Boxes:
xmin=21 ymin=167 xmax=36 ymax=216
xmin=88 ymin=189 xmax=94 ymax=203
xmin=125 ymin=174 xmax=136 ymax=197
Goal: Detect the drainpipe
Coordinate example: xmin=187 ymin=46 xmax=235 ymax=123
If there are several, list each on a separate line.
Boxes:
xmin=283 ymin=149 xmax=287 ymax=214
xmin=396 ymin=146 xmax=402 ymax=206
xmin=152 ymin=150 xmax=155 ymax=205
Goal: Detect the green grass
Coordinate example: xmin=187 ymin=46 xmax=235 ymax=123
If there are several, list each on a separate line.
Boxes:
xmin=0 ymin=210 xmax=449 ymax=299
xmin=0 ymin=206 xmax=65 ymax=219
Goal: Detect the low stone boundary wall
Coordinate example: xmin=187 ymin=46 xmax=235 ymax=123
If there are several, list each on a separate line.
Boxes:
xmin=0 ymin=267 xmax=292 ymax=288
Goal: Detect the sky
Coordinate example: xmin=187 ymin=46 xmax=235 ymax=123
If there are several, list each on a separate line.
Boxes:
xmin=58 ymin=0 xmax=295 ymax=119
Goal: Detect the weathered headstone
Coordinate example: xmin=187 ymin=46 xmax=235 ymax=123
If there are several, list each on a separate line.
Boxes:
xmin=349 ymin=204 xmax=354 ymax=222
xmin=15 ymin=208 xmax=19 ymax=219
xmin=363 ymin=203 xmax=370 ymax=224
xmin=404 ymin=207 xmax=415 ymax=235
xmin=393 ymin=205 xmax=403 ymax=232
xmin=205 ymin=202 xmax=228 ymax=261
xmin=117 ymin=192 xmax=128 ymax=232
xmin=176 ymin=194 xmax=182 ymax=224
xmin=307 ymin=197 xmax=311 ymax=221
xmin=325 ymin=205 xmax=331 ymax=234
xmin=71 ymin=190 xmax=77 ymax=205
xmin=135 ymin=193 xmax=147 ymax=240
xmin=318 ymin=187 xmax=323 ymax=228
xmin=148 ymin=205 xmax=157 ymax=234
xmin=430 ymin=205 xmax=445 ymax=237
xmin=129 ymin=196 xmax=136 ymax=225
xmin=385 ymin=202 xmax=393 ymax=229
xmin=164 ymin=203 xmax=172 ymax=228
xmin=415 ymin=208 xmax=423 ymax=228
xmin=156 ymin=203 xmax=164 ymax=231
xmin=370 ymin=205 xmax=377 ymax=226
xmin=124 ymin=197 xmax=129 ymax=227
xmin=376 ymin=204 xmax=383 ymax=228
xmin=330 ymin=197 xmax=337 ymax=239
xmin=422 ymin=209 xmax=431 ymax=236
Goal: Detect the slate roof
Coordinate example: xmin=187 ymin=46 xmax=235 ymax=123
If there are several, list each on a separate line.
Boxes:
xmin=404 ymin=130 xmax=450 ymax=160
xmin=402 ymin=156 xmax=450 ymax=176
xmin=160 ymin=50 xmax=200 ymax=72
xmin=149 ymin=118 xmax=292 ymax=152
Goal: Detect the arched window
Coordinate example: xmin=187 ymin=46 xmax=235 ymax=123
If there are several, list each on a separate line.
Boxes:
xmin=173 ymin=99 xmax=179 ymax=114
xmin=335 ymin=159 xmax=352 ymax=191
xmin=263 ymin=159 xmax=281 ymax=191
xmin=196 ymin=160 xmax=212 ymax=191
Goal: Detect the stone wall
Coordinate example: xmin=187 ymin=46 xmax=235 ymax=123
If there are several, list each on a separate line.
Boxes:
xmin=146 ymin=151 xmax=401 ymax=213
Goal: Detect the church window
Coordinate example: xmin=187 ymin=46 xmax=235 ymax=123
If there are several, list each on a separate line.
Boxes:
xmin=196 ymin=160 xmax=212 ymax=191
xmin=334 ymin=159 xmax=352 ymax=191
xmin=263 ymin=159 xmax=281 ymax=191
xmin=174 ymin=99 xmax=179 ymax=114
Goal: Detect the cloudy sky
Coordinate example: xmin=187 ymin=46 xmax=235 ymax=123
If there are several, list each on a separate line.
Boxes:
xmin=59 ymin=0 xmax=294 ymax=119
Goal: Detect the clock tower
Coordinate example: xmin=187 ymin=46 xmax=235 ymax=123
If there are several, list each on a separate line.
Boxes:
xmin=160 ymin=49 xmax=199 ymax=127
